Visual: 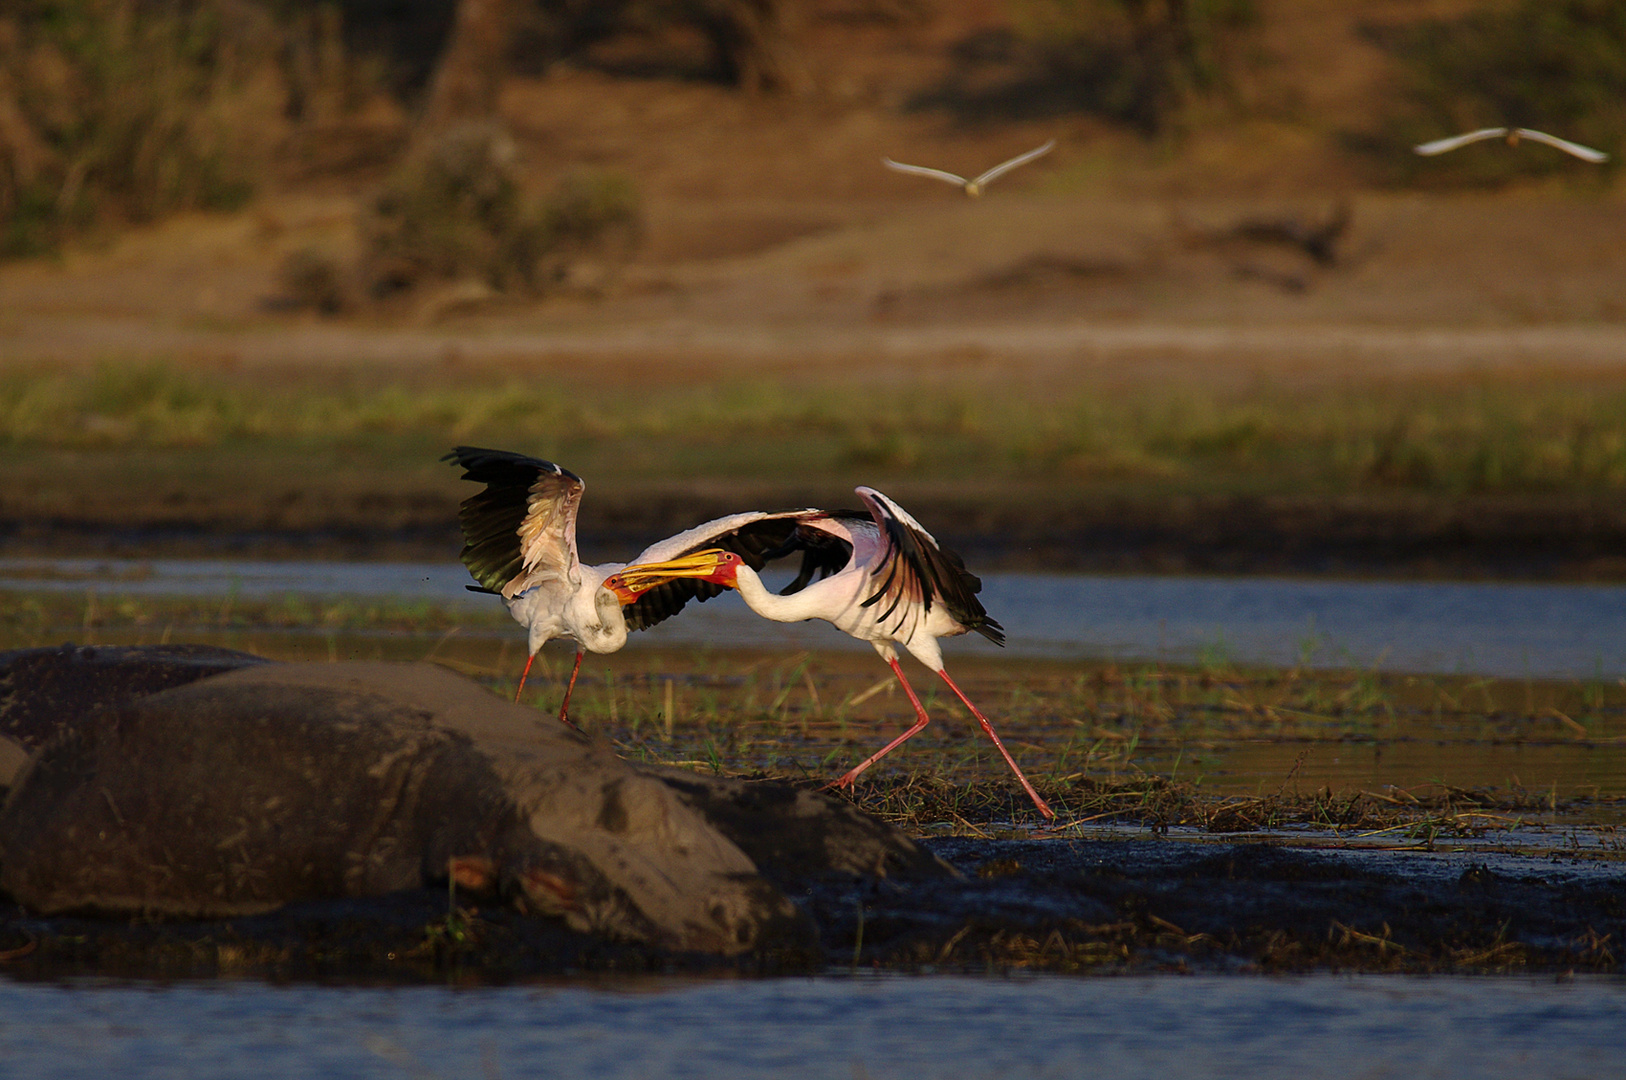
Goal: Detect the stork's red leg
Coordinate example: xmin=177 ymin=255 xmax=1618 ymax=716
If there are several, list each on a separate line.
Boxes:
xmin=828 ymin=656 xmax=931 ymax=790
xmin=514 ymin=652 xmax=538 ymax=703
xmin=937 ymin=668 xmax=1054 ymax=820
xmin=556 ymin=649 xmax=585 ymax=729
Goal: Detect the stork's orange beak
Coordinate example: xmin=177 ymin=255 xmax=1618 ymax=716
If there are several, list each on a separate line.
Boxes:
xmin=603 ymin=548 xmax=741 ymax=604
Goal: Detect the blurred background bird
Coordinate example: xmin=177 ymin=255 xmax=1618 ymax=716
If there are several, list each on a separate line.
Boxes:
xmin=883 ymin=139 xmax=1056 ymax=196
xmin=1413 ymin=127 xmax=1608 ymax=163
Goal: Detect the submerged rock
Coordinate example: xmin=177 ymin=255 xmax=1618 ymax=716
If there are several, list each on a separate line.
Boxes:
xmin=0 ymin=654 xmax=947 ymax=956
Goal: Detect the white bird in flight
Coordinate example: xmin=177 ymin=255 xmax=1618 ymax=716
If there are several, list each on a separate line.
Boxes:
xmin=883 ymin=139 xmax=1057 ymax=196
xmin=1412 ymin=127 xmax=1608 ymax=163
xmin=445 ymin=446 xmax=813 ymax=726
xmin=607 ymin=486 xmax=1056 ymax=820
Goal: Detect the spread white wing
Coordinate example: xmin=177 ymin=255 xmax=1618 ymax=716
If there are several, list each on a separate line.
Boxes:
xmin=882 ymin=158 xmax=971 ymax=188
xmin=1513 ymin=128 xmax=1609 ymax=163
xmin=971 ymin=139 xmax=1056 ymax=187
xmin=1413 ymin=128 xmax=1508 ymax=156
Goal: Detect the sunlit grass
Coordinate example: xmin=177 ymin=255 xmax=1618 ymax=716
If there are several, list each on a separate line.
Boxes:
xmin=6 ymin=363 xmax=1626 ymax=497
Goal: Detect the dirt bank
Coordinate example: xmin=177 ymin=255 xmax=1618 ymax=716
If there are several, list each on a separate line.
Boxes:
xmin=2 ymin=832 xmax=1619 ymax=980
xmin=6 ymin=488 xmax=1626 ymax=582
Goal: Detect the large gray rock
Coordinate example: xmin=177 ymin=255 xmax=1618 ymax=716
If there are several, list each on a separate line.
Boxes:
xmin=0 ymin=643 xmax=268 ymax=790
xmin=0 ymin=656 xmax=946 ymax=955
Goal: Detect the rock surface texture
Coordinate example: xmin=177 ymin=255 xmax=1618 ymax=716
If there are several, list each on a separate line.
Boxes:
xmin=0 ymin=650 xmax=947 ymax=955
xmin=0 ymin=643 xmax=270 ymax=788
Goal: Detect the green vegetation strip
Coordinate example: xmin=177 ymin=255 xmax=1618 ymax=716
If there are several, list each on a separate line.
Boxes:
xmin=7 ymin=363 xmax=1626 ymax=498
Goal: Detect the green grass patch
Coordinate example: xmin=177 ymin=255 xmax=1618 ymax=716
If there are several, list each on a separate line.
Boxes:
xmin=6 ymin=363 xmax=1626 ymax=499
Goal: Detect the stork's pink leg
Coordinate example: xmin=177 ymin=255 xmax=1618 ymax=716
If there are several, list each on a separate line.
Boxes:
xmin=514 ymin=653 xmax=538 ymax=702
xmin=516 ymin=650 xmax=582 ymax=731
xmin=556 ymin=649 xmax=585 ymax=729
xmin=937 ymin=668 xmax=1054 ymax=820
xmin=828 ymin=656 xmax=932 ymax=790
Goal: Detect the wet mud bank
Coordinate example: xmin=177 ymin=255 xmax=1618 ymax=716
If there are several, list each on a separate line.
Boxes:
xmin=1 ymin=832 xmax=1620 ymax=981
xmin=4 ymin=491 xmax=1626 ymax=580
xmin=810 ymin=836 xmax=1626 ymax=975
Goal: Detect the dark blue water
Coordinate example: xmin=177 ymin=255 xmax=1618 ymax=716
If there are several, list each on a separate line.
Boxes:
xmin=4 ymin=558 xmax=1625 ymax=679
xmin=1 ymin=973 xmax=1622 ymax=1080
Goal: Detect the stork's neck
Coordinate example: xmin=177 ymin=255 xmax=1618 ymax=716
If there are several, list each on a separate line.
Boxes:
xmin=563 ymin=566 xmax=629 ymax=655
xmin=731 ymin=564 xmax=847 ymax=624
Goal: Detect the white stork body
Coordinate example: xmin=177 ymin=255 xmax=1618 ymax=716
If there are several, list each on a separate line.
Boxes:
xmin=445 ymin=446 xmax=812 ymax=725
xmin=1412 ymin=127 xmax=1608 ymax=163
xmin=883 ymin=139 xmax=1056 ymax=197
xmin=612 ymin=487 xmax=1054 ymax=819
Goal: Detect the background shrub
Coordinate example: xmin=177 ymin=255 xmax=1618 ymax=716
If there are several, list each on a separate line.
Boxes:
xmin=358 ymin=122 xmax=641 ymax=300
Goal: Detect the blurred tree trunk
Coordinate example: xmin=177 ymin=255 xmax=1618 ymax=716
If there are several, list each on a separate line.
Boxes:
xmin=420 ymin=0 xmax=519 ymax=134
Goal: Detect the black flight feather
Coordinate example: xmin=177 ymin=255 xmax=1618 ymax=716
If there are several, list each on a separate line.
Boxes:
xmin=443 ymin=446 xmax=581 ymax=594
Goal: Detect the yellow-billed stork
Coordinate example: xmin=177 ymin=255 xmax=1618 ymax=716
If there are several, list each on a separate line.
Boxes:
xmin=882 ymin=139 xmax=1056 ymax=197
xmin=444 ymin=446 xmax=814 ymax=726
xmin=1412 ymin=127 xmax=1608 ymax=163
xmin=607 ymin=486 xmax=1055 ymax=820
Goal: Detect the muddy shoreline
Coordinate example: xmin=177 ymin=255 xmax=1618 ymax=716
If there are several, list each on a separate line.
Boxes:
xmin=2 ymin=833 xmax=1620 ymax=981
xmin=4 ymin=491 xmax=1626 ymax=580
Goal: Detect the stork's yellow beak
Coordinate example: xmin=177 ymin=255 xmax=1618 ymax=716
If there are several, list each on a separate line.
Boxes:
xmin=604 ymin=548 xmax=740 ymax=604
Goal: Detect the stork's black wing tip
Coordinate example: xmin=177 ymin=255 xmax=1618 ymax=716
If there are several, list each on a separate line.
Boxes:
xmin=977 ymin=615 xmax=1006 ymax=647
xmin=442 ymin=445 xmax=491 ymax=465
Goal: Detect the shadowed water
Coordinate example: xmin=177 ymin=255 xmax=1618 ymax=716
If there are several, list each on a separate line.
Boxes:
xmin=4 ymin=558 xmax=1626 ymax=679
xmin=0 ymin=973 xmax=1622 ymax=1080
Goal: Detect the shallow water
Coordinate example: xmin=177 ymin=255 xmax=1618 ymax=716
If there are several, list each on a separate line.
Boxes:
xmin=0 ymin=972 xmax=1621 ymax=1080
xmin=5 ymin=558 xmax=1626 ymax=679
xmin=1166 ymin=737 xmax=1626 ymax=806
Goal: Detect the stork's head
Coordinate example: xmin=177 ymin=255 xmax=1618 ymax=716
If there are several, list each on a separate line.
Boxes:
xmin=602 ymin=549 xmax=743 ymax=604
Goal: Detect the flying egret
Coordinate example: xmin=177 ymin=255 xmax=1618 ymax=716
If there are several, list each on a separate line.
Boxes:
xmin=1413 ymin=127 xmax=1608 ymax=163
xmin=883 ymin=139 xmax=1057 ymax=196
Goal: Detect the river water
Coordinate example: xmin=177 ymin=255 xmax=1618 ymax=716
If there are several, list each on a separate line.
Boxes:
xmin=1 ymin=972 xmax=1623 ymax=1080
xmin=4 ymin=558 xmax=1626 ymax=679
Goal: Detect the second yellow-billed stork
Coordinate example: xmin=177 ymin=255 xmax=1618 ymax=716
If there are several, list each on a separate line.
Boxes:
xmin=444 ymin=446 xmax=816 ymax=726
xmin=606 ymin=486 xmax=1056 ymax=820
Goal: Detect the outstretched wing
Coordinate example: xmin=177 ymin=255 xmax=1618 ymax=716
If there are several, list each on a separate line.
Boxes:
xmin=971 ymin=139 xmax=1055 ymax=188
xmin=443 ymin=446 xmax=583 ymax=598
xmin=621 ymin=510 xmax=830 ymax=632
xmin=1513 ymin=128 xmax=1609 ymax=163
xmin=1412 ymin=128 xmax=1506 ymax=156
xmin=855 ymin=487 xmax=1004 ymax=646
xmin=882 ymin=157 xmax=970 ymax=188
